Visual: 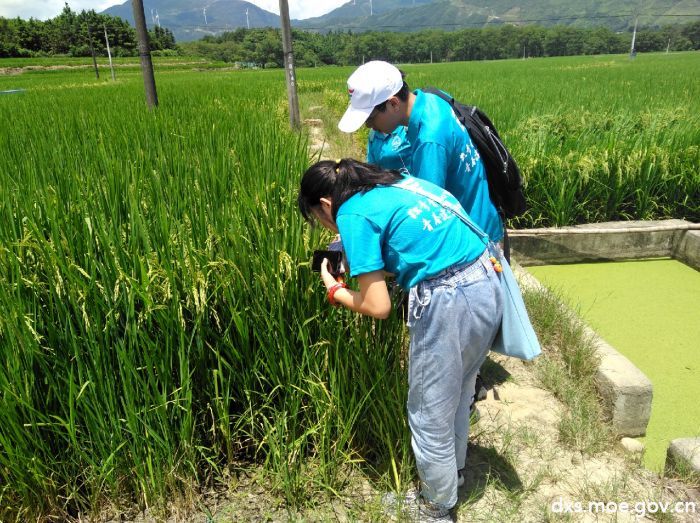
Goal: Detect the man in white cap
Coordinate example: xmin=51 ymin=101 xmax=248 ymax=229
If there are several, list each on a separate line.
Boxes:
xmin=338 ymin=60 xmax=503 ymax=520
xmin=338 ymin=60 xmax=503 ymax=245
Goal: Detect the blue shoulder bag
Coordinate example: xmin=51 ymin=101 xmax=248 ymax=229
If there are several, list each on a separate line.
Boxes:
xmin=394 ymin=178 xmax=541 ymax=361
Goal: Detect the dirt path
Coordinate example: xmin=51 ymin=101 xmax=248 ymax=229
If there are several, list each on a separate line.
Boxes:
xmin=304 ymin=112 xmax=328 ymax=160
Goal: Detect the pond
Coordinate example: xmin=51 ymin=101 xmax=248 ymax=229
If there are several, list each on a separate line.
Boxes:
xmin=527 ymin=258 xmax=700 ymax=471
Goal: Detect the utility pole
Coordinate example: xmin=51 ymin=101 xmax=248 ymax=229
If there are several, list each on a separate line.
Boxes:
xmin=203 ymin=8 xmax=207 ymax=25
xmin=370 ymin=0 xmax=374 ymax=16
xmin=246 ymin=8 xmax=250 ymax=29
xmin=630 ymin=16 xmax=638 ymax=59
xmin=103 ymin=24 xmax=116 ymax=81
xmin=132 ymin=0 xmax=158 ymax=108
xmin=86 ymin=23 xmax=99 ymax=79
xmin=279 ymin=0 xmax=300 ymax=128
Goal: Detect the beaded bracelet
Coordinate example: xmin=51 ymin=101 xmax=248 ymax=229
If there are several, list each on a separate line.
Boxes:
xmin=327 ymin=282 xmax=348 ymax=307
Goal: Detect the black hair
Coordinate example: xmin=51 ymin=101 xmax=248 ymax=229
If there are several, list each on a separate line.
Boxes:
xmin=298 ymin=159 xmax=403 ymax=223
xmin=374 ymin=72 xmax=410 ymax=113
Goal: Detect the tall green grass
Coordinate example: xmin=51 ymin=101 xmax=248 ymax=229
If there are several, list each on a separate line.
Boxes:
xmin=0 ymin=67 xmax=411 ymax=520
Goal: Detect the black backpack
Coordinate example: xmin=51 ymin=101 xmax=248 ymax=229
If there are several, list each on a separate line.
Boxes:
xmin=423 ymin=87 xmax=527 ymax=219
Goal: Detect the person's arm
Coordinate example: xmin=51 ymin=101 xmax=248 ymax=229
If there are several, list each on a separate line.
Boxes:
xmin=320 ymin=260 xmax=391 ymax=319
xmin=412 ymin=141 xmax=448 ymax=187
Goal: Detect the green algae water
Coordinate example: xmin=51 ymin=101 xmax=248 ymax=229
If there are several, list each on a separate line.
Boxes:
xmin=527 ymin=259 xmax=700 ymax=471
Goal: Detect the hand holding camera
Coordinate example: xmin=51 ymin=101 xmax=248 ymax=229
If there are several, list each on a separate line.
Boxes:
xmin=312 ymin=238 xmax=347 ymax=296
xmin=311 ymin=249 xmax=343 ymax=277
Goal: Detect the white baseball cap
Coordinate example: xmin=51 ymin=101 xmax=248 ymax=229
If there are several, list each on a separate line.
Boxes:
xmin=338 ymin=61 xmax=404 ymax=133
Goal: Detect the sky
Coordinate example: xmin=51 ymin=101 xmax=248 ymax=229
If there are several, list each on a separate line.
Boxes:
xmin=0 ymin=0 xmax=349 ymax=21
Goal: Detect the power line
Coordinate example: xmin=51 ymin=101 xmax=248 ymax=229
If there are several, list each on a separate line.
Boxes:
xmin=160 ymin=12 xmax=700 ymax=32
xmin=300 ymin=13 xmax=700 ymax=31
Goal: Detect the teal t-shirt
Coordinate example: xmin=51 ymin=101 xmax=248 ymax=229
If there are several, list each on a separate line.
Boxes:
xmin=366 ymin=126 xmax=411 ymax=171
xmin=336 ymin=175 xmax=487 ymax=289
xmin=406 ymin=89 xmax=504 ymax=242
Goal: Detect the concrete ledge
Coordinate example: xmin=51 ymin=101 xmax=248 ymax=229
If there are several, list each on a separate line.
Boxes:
xmin=591 ymin=330 xmax=653 ymax=437
xmin=510 ymin=219 xmax=692 ymax=266
xmin=515 ymin=264 xmax=652 ymax=437
xmin=673 ymin=230 xmax=700 ymax=271
xmin=666 ymin=437 xmax=700 ymax=475
xmin=510 ymin=220 xmax=700 ymax=437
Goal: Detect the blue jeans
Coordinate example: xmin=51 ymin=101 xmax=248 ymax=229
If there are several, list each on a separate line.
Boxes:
xmin=406 ymin=250 xmax=504 ymax=510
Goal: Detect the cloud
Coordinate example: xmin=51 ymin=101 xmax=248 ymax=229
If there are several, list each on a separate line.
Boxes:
xmin=248 ymin=0 xmax=349 ymax=20
xmin=0 ymin=0 xmax=121 ymax=20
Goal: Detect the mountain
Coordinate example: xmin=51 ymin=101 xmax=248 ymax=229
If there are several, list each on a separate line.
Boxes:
xmin=101 ymin=0 xmax=700 ymax=42
xmin=101 ymin=0 xmax=279 ymax=42
xmin=295 ymin=0 xmax=700 ymax=33
xmin=299 ymin=0 xmax=435 ymax=24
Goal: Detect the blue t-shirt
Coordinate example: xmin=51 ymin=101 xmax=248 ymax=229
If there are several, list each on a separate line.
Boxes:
xmin=336 ymin=175 xmax=487 ymax=289
xmin=366 ymin=126 xmax=411 ymax=171
xmin=406 ymin=89 xmax=504 ymax=242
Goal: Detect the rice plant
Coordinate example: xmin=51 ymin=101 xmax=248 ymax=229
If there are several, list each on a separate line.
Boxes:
xmin=0 ymin=65 xmax=411 ymax=520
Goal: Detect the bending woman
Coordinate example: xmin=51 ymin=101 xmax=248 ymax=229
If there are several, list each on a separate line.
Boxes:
xmin=298 ymin=159 xmax=504 ymax=520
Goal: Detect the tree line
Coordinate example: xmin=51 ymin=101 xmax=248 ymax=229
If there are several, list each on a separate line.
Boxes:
xmin=181 ymin=21 xmax=700 ymax=67
xmin=2 ymin=5 xmax=699 ymax=65
xmin=0 ymin=4 xmax=176 ymax=58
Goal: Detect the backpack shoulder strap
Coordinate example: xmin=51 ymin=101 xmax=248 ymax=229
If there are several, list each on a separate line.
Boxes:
xmin=422 ymin=86 xmax=454 ymax=106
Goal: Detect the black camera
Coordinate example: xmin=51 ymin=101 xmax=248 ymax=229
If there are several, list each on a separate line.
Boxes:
xmin=312 ymin=250 xmax=343 ymax=276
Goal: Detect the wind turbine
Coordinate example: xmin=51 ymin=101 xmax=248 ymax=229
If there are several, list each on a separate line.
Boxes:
xmin=246 ymin=8 xmax=250 ymax=29
xmin=370 ymin=0 xmax=373 ymax=16
xmin=203 ymin=7 xmax=208 ymax=25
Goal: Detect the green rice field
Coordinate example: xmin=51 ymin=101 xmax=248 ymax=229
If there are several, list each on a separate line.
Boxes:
xmin=528 ymin=259 xmax=700 ymax=472
xmin=1 ymin=51 xmax=699 ymax=519
xmin=304 ymin=53 xmax=700 ymax=227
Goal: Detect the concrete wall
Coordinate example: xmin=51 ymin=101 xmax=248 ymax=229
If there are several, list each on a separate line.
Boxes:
xmin=592 ymin=331 xmax=653 ymax=437
xmin=673 ymin=230 xmax=700 ymax=271
xmin=510 ymin=219 xmax=692 ymax=266
xmin=511 ymin=219 xmax=699 ymax=436
xmin=511 ymin=219 xmax=698 ymax=435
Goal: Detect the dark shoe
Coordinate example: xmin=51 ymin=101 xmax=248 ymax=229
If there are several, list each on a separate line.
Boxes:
xmin=474 ymin=372 xmax=488 ymax=401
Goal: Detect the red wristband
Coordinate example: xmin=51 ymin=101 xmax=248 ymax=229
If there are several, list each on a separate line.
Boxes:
xmin=327 ymin=282 xmax=348 ymax=307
